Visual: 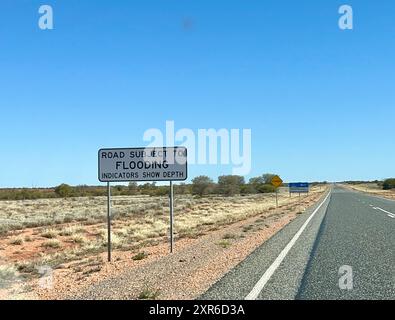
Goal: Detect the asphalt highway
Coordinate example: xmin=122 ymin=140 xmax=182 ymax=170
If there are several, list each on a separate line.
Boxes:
xmin=202 ymin=185 xmax=394 ymax=300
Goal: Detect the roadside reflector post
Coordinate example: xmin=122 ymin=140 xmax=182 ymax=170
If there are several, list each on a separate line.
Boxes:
xmin=169 ymin=181 xmax=174 ymax=253
xmin=107 ymin=182 xmax=112 ymax=262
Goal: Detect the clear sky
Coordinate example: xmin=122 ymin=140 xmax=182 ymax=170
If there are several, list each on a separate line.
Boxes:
xmin=0 ymin=1 xmax=394 ymax=187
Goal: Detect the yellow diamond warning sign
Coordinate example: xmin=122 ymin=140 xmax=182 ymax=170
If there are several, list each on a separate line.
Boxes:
xmin=271 ymin=175 xmax=283 ymax=188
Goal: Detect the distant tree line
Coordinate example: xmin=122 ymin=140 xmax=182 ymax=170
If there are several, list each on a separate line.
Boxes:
xmin=0 ymin=173 xmax=284 ymax=200
xmin=191 ymin=174 xmax=278 ymax=197
xmin=344 ymin=179 xmax=395 ymax=190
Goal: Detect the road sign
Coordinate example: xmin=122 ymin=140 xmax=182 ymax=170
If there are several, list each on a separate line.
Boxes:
xmin=98 ymin=146 xmax=188 ymax=260
xmin=289 ymin=182 xmax=309 ymax=193
xmin=98 ymin=147 xmax=188 ymax=182
xmin=271 ymin=175 xmax=283 ymax=188
xmin=271 ymin=175 xmax=283 ymax=208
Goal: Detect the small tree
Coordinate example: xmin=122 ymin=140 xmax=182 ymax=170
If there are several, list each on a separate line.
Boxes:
xmin=249 ymin=175 xmax=278 ymax=193
xmin=240 ymin=184 xmax=256 ymax=195
xmin=383 ymin=178 xmax=395 ymax=190
xmin=249 ymin=176 xmax=266 ymax=193
xmin=54 ymin=184 xmax=73 ymax=198
xmin=192 ymin=176 xmax=214 ymax=196
xmin=249 ymin=176 xmax=266 ymax=186
xmin=262 ymin=173 xmax=278 ymax=184
xmin=175 ymin=183 xmax=191 ymax=195
xmin=217 ymin=175 xmax=245 ymax=196
xmin=256 ymin=184 xmax=276 ymax=193
xmin=128 ymin=182 xmax=138 ymax=195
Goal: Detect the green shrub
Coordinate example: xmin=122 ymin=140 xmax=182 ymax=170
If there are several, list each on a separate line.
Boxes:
xmin=191 ymin=176 xmax=214 ymax=196
xmin=383 ymin=178 xmax=395 ymax=190
xmin=0 ymin=265 xmax=17 ymax=287
xmin=138 ymin=288 xmax=160 ymax=300
xmin=132 ymin=252 xmax=148 ymax=261
xmin=217 ymin=175 xmax=245 ymax=196
xmin=54 ymin=184 xmax=73 ymax=198
xmin=217 ymin=239 xmax=231 ymax=248
xmin=240 ymin=184 xmax=256 ymax=194
xmin=257 ymin=184 xmax=276 ymax=193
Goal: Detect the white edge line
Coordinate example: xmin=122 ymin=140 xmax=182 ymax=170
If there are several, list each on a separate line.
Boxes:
xmin=245 ymin=191 xmax=331 ymax=300
xmin=373 ymin=207 xmax=395 ymax=215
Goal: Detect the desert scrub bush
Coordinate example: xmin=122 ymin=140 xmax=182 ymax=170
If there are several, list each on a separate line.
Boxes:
xmin=177 ymin=227 xmax=203 ymax=239
xmin=222 ymin=233 xmax=237 ymax=240
xmin=217 ymin=239 xmax=231 ymax=248
xmin=42 ymin=239 xmax=61 ymax=249
xmin=130 ymin=228 xmax=163 ymax=241
xmin=132 ymin=252 xmax=148 ymax=261
xmin=0 ymin=225 xmax=9 ymax=236
xmin=54 ymin=184 xmax=74 ymax=198
xmin=115 ymin=228 xmax=129 ymax=238
xmin=9 ymin=237 xmax=24 ymax=245
xmin=70 ymin=234 xmax=87 ymax=244
xmin=16 ymin=261 xmax=37 ymax=274
xmin=0 ymin=265 xmax=17 ymax=287
xmin=58 ymin=225 xmax=85 ymax=236
xmin=24 ymin=235 xmax=33 ymax=242
xmin=383 ymin=178 xmax=395 ymax=190
xmin=82 ymin=265 xmax=102 ymax=275
xmin=63 ymin=215 xmax=74 ymax=223
xmin=41 ymin=229 xmax=58 ymax=239
xmin=24 ymin=220 xmax=50 ymax=229
xmin=98 ymin=230 xmax=124 ymax=248
xmin=138 ymin=288 xmax=160 ymax=300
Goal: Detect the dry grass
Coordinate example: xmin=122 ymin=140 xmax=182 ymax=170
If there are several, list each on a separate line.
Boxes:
xmin=42 ymin=239 xmax=61 ymax=249
xmin=9 ymin=237 xmax=24 ymax=245
xmin=70 ymin=235 xmax=87 ymax=244
xmin=41 ymin=229 xmax=58 ymax=239
xmin=0 ymin=187 xmax=326 ymax=276
xmin=343 ymin=183 xmax=395 ymax=200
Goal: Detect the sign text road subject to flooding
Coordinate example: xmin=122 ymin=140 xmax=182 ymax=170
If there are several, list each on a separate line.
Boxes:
xmin=98 ymin=147 xmax=187 ymax=182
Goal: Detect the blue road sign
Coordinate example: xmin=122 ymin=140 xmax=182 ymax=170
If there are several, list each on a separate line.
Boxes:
xmin=289 ymin=182 xmax=309 ymax=193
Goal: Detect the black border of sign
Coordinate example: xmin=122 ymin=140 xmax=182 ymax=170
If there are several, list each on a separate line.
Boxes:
xmin=98 ymin=146 xmax=188 ymax=183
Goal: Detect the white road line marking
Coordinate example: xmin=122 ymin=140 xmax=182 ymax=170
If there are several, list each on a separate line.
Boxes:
xmin=372 ymin=207 xmax=395 ymax=216
xmin=245 ymin=192 xmax=331 ymax=300
xmin=388 ymin=214 xmax=395 ymax=219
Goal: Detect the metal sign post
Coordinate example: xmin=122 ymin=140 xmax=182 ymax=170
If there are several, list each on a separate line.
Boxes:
xmin=275 ymin=188 xmax=279 ymax=208
xmin=169 ymin=181 xmax=174 ymax=253
xmin=271 ymin=176 xmax=283 ymax=209
xmin=107 ymin=182 xmax=112 ymax=262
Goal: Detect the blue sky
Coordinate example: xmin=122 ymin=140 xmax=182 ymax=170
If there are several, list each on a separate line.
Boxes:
xmin=0 ymin=1 xmax=394 ymax=187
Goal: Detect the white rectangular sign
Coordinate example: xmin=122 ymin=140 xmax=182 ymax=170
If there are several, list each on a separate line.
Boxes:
xmin=98 ymin=147 xmax=187 ymax=182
